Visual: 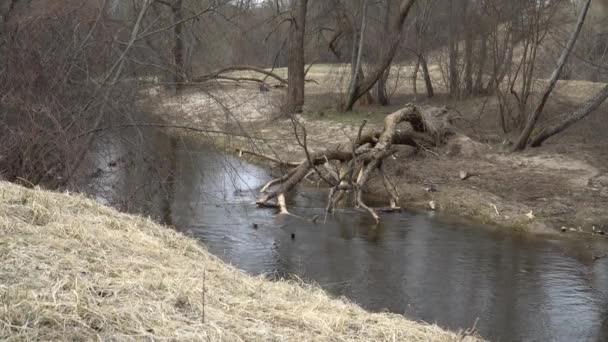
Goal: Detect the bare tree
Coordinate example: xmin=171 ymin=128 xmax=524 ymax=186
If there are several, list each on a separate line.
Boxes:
xmin=375 ymin=0 xmax=392 ymax=105
xmin=531 ymin=84 xmax=608 ymax=147
xmin=447 ymin=0 xmax=459 ymax=98
xmin=513 ymin=0 xmax=593 ymax=151
xmin=474 ymin=30 xmax=488 ymax=94
xmin=347 ymin=0 xmax=369 ymax=106
xmin=172 ymin=0 xmax=185 ymax=91
xmin=324 ymin=0 xmax=375 ymax=105
xmin=412 ymin=0 xmax=435 ymax=98
xmin=343 ymin=0 xmax=417 ymax=111
xmin=153 ymin=0 xmax=187 ymax=91
xmin=286 ymin=0 xmax=308 ymax=114
xmin=462 ymin=1 xmax=474 ymax=95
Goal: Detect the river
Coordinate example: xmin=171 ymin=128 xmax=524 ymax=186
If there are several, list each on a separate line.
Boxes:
xmin=85 ymin=129 xmax=608 ymax=341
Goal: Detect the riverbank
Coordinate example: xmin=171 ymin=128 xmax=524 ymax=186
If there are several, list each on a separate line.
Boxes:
xmin=0 ymin=181 xmax=476 ymax=341
xmin=153 ymin=80 xmax=608 ymax=236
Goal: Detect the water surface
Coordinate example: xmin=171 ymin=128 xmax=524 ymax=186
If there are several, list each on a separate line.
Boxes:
xmin=89 ymin=132 xmax=608 ymax=341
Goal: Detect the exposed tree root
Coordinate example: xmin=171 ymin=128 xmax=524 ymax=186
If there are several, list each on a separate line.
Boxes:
xmin=255 ymin=104 xmax=457 ymax=222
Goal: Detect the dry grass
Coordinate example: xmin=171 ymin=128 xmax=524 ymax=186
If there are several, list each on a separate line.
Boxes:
xmin=0 ymin=181 xmax=480 ymax=341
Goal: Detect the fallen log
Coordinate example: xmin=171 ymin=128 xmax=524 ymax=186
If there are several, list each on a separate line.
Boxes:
xmin=256 ymin=104 xmax=458 ymax=222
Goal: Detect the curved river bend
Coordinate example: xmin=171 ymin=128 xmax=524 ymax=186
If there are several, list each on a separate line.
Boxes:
xmin=88 ymin=133 xmax=608 ymax=341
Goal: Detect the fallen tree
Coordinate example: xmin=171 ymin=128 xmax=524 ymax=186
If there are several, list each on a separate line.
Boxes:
xmin=530 ymin=83 xmax=608 ymax=147
xmin=190 ymin=65 xmax=318 ymax=88
xmin=192 ymin=65 xmax=288 ymax=85
xmin=254 ymin=104 xmax=456 ymax=223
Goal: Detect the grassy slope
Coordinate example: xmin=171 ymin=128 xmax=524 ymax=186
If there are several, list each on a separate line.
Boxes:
xmin=0 ymin=181 xmax=478 ymax=341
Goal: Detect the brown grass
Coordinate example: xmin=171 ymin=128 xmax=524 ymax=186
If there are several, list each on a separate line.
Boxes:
xmin=0 ymin=181 xmax=480 ymax=341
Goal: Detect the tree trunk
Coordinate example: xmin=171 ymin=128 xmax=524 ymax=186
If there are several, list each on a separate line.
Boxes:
xmin=412 ymin=56 xmax=420 ymax=96
xmin=376 ymin=0 xmax=392 ymax=105
xmin=420 ymin=54 xmax=434 ymax=98
xmin=343 ymin=0 xmax=417 ymax=111
xmin=328 ymin=0 xmax=374 ymax=106
xmin=463 ymin=19 xmax=474 ymax=96
xmin=531 ymin=84 xmax=608 ymax=147
xmin=286 ymin=0 xmax=308 ymax=114
xmin=474 ymin=32 xmax=487 ymax=94
xmin=448 ymin=0 xmax=460 ymax=98
xmin=172 ymin=0 xmax=185 ymax=92
xmin=347 ymin=0 xmax=369 ymax=108
xmin=512 ymin=0 xmax=592 ymax=151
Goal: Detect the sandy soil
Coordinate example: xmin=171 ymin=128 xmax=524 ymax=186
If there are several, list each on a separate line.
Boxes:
xmin=152 ymin=69 xmax=608 ymax=238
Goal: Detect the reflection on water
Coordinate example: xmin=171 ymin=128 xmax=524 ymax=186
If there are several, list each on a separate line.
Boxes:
xmin=88 ymin=130 xmax=608 ymax=342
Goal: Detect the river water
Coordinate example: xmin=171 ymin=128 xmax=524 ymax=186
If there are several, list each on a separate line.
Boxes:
xmin=87 ymin=131 xmax=608 ymax=341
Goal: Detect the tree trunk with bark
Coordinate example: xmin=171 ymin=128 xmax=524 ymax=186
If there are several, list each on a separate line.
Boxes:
xmin=327 ymin=0 xmax=376 ymax=106
xmin=420 ymin=54 xmax=434 ymax=98
xmin=463 ymin=19 xmax=474 ymax=96
xmin=343 ymin=0 xmax=417 ymax=111
xmin=448 ymin=0 xmax=460 ymax=98
xmin=412 ymin=56 xmax=420 ymax=96
xmin=172 ymin=0 xmax=185 ymax=92
xmin=376 ymin=0 xmax=392 ymax=105
xmin=347 ymin=0 xmax=369 ymax=108
xmin=531 ymin=84 xmax=608 ymax=147
xmin=474 ymin=32 xmax=487 ymax=94
xmin=512 ymin=0 xmax=592 ymax=151
xmin=286 ymin=0 xmax=308 ymax=114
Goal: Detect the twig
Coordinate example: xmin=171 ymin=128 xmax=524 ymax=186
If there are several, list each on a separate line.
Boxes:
xmin=137 ymin=2 xmax=220 ymax=41
xmin=235 ymin=148 xmax=299 ymax=167
xmin=290 ymin=117 xmax=336 ymax=187
xmin=67 ymin=0 xmax=153 ymax=180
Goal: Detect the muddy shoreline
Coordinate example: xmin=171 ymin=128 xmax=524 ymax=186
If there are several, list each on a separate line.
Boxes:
xmin=151 ymin=85 xmax=608 ymax=239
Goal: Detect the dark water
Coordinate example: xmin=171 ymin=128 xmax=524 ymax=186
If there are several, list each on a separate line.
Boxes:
xmin=89 ymin=132 xmax=608 ymax=342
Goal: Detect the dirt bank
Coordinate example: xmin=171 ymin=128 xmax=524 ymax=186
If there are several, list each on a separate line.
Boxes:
xmin=0 ymin=181 xmax=476 ymax=341
xmin=151 ymin=80 xmax=608 ymax=237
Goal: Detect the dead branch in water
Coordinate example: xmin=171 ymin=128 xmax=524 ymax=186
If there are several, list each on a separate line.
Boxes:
xmin=256 ymin=104 xmax=456 ymax=222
